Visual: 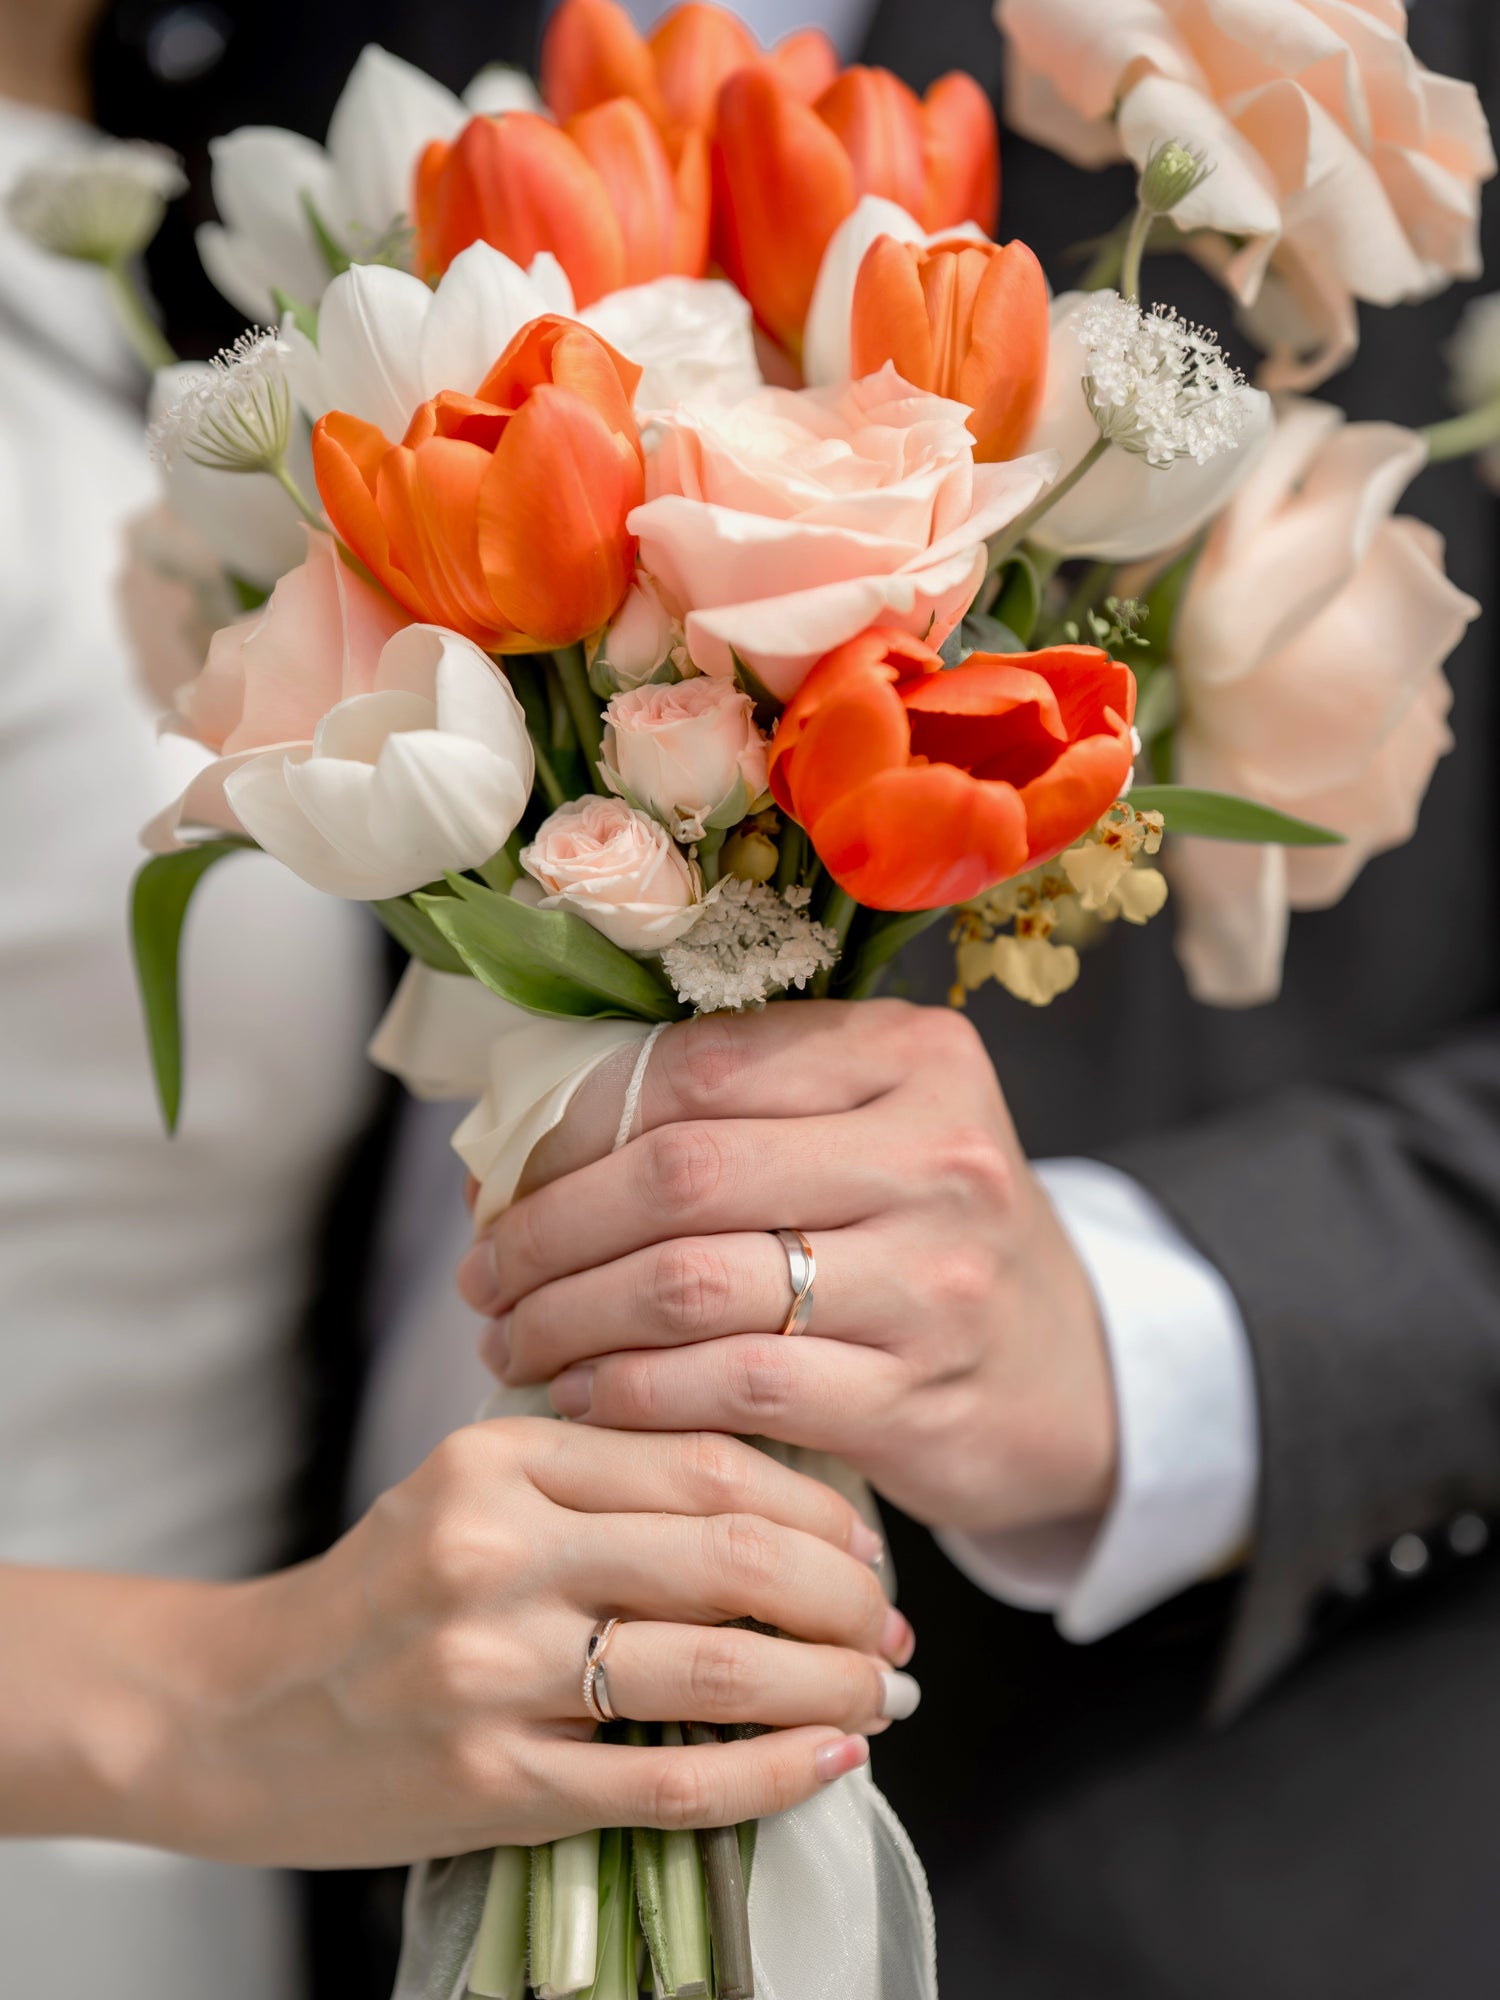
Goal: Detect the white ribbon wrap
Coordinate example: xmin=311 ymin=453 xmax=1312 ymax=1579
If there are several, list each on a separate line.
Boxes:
xmin=371 ymin=967 xmax=938 ymax=2000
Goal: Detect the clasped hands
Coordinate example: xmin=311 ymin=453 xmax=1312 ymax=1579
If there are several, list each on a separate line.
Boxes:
xmin=459 ymin=999 xmax=1118 ymax=1551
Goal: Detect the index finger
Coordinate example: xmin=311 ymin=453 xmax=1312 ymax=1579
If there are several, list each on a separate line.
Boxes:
xmin=518 ymin=998 xmax=920 ymax=1195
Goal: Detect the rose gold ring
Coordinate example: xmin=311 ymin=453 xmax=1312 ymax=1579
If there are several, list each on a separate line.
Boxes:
xmin=582 ymin=1616 xmax=621 ymax=1725
xmin=770 ymin=1229 xmax=816 ymax=1337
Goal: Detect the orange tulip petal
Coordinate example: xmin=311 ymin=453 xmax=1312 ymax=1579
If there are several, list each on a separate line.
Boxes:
xmin=920 ymin=72 xmax=999 ymax=233
xmin=569 ymin=98 xmax=686 ymax=287
xmin=1018 ymin=727 xmax=1135 ymax=864
xmin=541 ymin=0 xmax=663 ymax=123
xmin=477 ymin=316 xmax=642 ymax=446
xmin=785 ymin=673 xmax=912 ymax=827
xmin=476 ymin=385 xmax=643 ymax=647
xmin=816 ymin=66 xmax=927 ymax=218
xmin=313 ymin=412 xmax=404 ymax=602
xmin=380 ymin=437 xmax=515 ymax=646
xmin=1018 ymin=645 xmax=1137 ymax=737
xmin=961 ymin=241 xmax=1050 ymax=461
xmin=713 ymin=69 xmax=855 ymax=353
xmin=669 ymin=127 xmax=712 ymax=276
xmin=649 ymin=2 xmax=758 ymax=131
xmin=849 ymin=234 xmax=934 ymax=387
xmin=766 ymin=26 xmax=839 ymax=104
xmin=814 ymin=764 xmax=1030 ymax=910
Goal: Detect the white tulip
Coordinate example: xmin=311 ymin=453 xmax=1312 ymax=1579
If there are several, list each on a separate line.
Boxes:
xmin=148 ymin=360 xmax=313 ymax=589
xmin=582 ymin=277 xmax=763 ymax=412
xmin=802 ymin=194 xmax=987 ymax=387
xmin=1026 ymin=292 xmax=1272 ymax=561
xmin=284 ymin=242 xmax=573 ymax=435
xmin=224 ymin=625 xmax=535 ymax=900
xmin=196 ymin=46 xmax=469 ymax=320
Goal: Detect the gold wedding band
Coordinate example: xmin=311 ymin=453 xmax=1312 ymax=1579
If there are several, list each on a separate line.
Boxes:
xmin=582 ymin=1616 xmax=621 ymax=1725
xmin=771 ymin=1228 xmax=816 ymax=1337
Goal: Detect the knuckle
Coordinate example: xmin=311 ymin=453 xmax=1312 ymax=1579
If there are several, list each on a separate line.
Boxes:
xmin=933 ymin=1123 xmax=1013 ymax=1210
xmin=683 ymin=1432 xmax=753 ymax=1513
xmin=676 ymin=1015 xmax=742 ymax=1103
xmin=687 ymin=1631 xmax=756 ymax=1714
xmin=608 ymin=1352 xmax=663 ymax=1425
xmin=421 ymin=1623 xmax=491 ymax=1707
xmin=730 ymin=1339 xmax=794 ymax=1423
xmin=651 ymin=1240 xmax=733 ymax=1336
xmin=419 ymin=1515 xmax=491 ymax=1602
xmin=712 ymin=1512 xmax=780 ymax=1594
xmin=936 ymin=1243 xmax=998 ymax=1312
xmin=650 ymin=1757 xmax=713 ymax=1830
xmin=646 ymin=1123 xmax=728 ymax=1217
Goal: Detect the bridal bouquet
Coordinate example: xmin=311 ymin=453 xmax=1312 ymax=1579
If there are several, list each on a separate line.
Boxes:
xmin=12 ymin=0 xmax=1495 ymax=1993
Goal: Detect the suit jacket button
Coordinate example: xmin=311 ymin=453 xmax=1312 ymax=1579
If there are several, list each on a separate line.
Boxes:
xmin=1388 ymin=1533 xmax=1429 ymax=1577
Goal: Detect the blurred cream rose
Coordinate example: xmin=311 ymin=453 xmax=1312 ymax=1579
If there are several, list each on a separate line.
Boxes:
xmin=1168 ymin=398 xmax=1478 ymax=1004
xmin=996 ymin=0 xmax=1495 ymax=389
xmin=118 ymin=503 xmax=240 ymax=710
xmin=603 ymin=675 xmax=769 ymax=837
xmin=630 ymin=363 xmax=1058 ymax=699
xmin=521 ymin=796 xmax=701 ymax=952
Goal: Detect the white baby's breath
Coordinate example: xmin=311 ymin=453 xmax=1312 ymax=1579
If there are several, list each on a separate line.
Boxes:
xmin=661 ymin=878 xmax=839 ymax=1014
xmin=1077 ymin=291 xmax=1247 ymax=468
xmin=149 ymin=329 xmax=295 ymax=475
xmin=6 ymin=142 xmax=185 ymax=262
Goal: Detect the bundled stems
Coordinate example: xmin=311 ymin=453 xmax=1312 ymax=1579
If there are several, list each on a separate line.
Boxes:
xmin=544 ymin=1829 xmax=602 ymax=1998
xmin=773 ymin=821 xmax=806 ymax=892
xmin=685 ymin=1724 xmax=754 ymax=2000
xmin=586 ymin=1829 xmax=636 ymax=2000
xmin=468 ymin=1848 xmax=530 ymax=2000
xmin=812 ymin=887 xmax=859 ymax=997
xmin=554 ymin=645 xmax=607 ymax=792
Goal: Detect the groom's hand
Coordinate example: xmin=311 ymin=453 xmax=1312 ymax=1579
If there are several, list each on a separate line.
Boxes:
xmin=457 ymin=1002 xmax=1117 ymax=1538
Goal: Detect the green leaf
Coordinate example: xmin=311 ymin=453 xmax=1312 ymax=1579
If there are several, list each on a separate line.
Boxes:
xmin=960 ymin=610 xmax=1027 ymax=656
xmin=227 ymin=572 xmax=268 ymax=613
xmin=476 ymin=832 xmax=523 ymax=893
xmin=991 ymin=552 xmax=1042 ymax=644
xmin=731 ymin=651 xmax=783 ymax=733
xmin=270 ymin=286 xmax=318 ymax=344
xmin=837 ymin=905 xmax=950 ymax=999
xmin=1129 ymin=785 xmax=1345 ymax=846
xmin=130 ymin=841 xmax=246 ymax=1134
xmin=370 ymin=894 xmax=468 ymax=975
xmin=415 ymin=874 xmax=684 ymax=1023
xmin=300 ymin=192 xmax=351 ymax=278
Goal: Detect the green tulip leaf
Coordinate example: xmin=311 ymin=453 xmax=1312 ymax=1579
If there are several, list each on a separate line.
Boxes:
xmin=131 ymin=840 xmax=247 ymax=1134
xmin=1129 ymin=785 xmax=1345 ymax=846
xmin=370 ymin=894 xmax=469 ymax=975
xmin=991 ymin=552 xmax=1042 ymax=644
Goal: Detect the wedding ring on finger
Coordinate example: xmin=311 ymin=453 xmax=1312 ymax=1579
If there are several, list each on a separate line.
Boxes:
xmin=582 ymin=1616 xmax=621 ymax=1725
xmin=770 ymin=1228 xmax=816 ymax=1337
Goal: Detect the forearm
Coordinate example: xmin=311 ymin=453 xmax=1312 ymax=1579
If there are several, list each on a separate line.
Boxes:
xmin=0 ymin=1561 xmax=237 ymax=1847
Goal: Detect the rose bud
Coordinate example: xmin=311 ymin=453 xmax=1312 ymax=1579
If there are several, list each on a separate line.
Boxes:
xmin=313 ymin=315 xmax=643 ymax=651
xmin=851 ymin=234 xmax=1049 ymax=462
xmin=521 ymin=795 xmax=702 ymax=951
xmin=768 ymin=626 xmax=1136 ymax=911
xmin=602 ymin=674 xmax=769 ymax=837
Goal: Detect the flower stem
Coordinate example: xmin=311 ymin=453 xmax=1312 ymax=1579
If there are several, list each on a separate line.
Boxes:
xmin=585 ymin=1829 xmax=635 ymax=2000
xmin=684 ymin=1725 xmax=754 ymax=2000
xmin=104 ymin=257 xmax=175 ymax=374
xmin=269 ymin=457 xmax=328 ymax=531
xmin=531 ymin=741 xmax=568 ymax=811
xmin=811 ymin=886 xmax=858 ymax=998
xmin=1422 ymin=399 xmax=1500 ymax=464
xmin=468 ymin=1848 xmax=530 ymax=2000
xmin=1120 ymin=203 xmax=1153 ymax=304
xmin=554 ymin=645 xmax=607 ymax=792
xmin=987 ymin=436 xmax=1111 ymax=572
xmin=544 ymin=1829 xmax=601 ymax=1999
xmin=696 ymin=825 xmax=727 ymax=888
xmin=773 ymin=821 xmax=806 ymax=892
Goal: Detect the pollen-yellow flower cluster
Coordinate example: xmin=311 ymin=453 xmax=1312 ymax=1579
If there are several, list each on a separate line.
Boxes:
xmin=950 ymin=801 xmax=1167 ymax=1008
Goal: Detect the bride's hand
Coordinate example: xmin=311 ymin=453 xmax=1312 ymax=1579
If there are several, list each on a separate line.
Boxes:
xmin=39 ymin=1420 xmax=909 ymax=1868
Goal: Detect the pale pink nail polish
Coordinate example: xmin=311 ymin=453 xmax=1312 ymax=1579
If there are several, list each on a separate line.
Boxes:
xmin=550 ymin=1366 xmax=594 ymax=1419
xmin=815 ymin=1736 xmax=870 ymax=1785
xmin=881 ymin=1608 xmax=915 ymax=1667
xmin=479 ymin=1313 xmax=511 ymax=1377
xmin=849 ymin=1518 xmax=884 ymax=1567
xmin=456 ymin=1237 xmax=501 ymax=1314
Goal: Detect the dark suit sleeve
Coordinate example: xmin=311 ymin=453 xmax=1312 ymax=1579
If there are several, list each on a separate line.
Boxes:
xmin=1104 ymin=1020 xmax=1500 ymax=1715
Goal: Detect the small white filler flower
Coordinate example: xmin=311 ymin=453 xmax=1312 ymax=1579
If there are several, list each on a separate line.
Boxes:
xmin=661 ymin=879 xmax=840 ymax=1013
xmin=149 ymin=329 xmax=322 ymax=525
xmin=1077 ymin=291 xmax=1248 ymax=468
xmin=6 ymin=140 xmax=184 ymax=263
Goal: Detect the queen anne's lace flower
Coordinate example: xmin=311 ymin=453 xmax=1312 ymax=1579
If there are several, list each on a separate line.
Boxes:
xmin=6 ymin=142 xmax=184 ymax=261
xmin=662 ymin=879 xmax=838 ymax=1013
xmin=148 ymin=329 xmax=295 ymax=475
xmin=1077 ymin=291 xmax=1247 ymax=468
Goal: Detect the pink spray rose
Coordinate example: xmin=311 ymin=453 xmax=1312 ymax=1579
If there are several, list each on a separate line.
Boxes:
xmin=521 ymin=795 xmax=702 ymax=952
xmin=602 ymin=675 xmax=769 ymax=837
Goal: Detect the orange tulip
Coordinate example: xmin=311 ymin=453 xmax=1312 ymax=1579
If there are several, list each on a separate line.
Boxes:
xmin=413 ymin=107 xmax=707 ymax=303
xmin=713 ymin=66 xmax=1000 ymax=355
xmin=768 ymin=627 xmax=1136 ymax=911
xmin=850 ymin=235 xmax=1049 ymax=462
xmin=312 ymin=316 xmax=644 ymax=653
xmin=542 ymin=0 xmax=837 ymax=131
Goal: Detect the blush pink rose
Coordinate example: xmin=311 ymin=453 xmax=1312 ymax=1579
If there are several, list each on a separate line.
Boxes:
xmin=521 ymin=795 xmax=701 ymax=952
xmin=628 ymin=363 xmax=1059 ymax=699
xmin=997 ymin=0 xmax=1496 ymax=389
xmin=603 ymin=675 xmax=768 ymax=836
xmin=146 ymin=528 xmax=407 ymax=849
xmin=1167 ymin=397 xmax=1478 ymax=1004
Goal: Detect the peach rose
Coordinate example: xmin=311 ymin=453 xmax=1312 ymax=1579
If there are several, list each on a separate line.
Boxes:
xmin=628 ymin=363 xmax=1059 ymax=699
xmin=146 ymin=529 xmax=407 ymax=849
xmin=1168 ymin=398 xmax=1478 ymax=1004
xmin=602 ymin=674 xmax=768 ymax=836
xmin=521 ymin=794 xmax=701 ymax=951
xmin=996 ymin=0 xmax=1495 ymax=388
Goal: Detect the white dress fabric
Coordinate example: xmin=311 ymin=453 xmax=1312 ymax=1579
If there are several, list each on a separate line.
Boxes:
xmin=0 ymin=98 xmax=378 ymax=1997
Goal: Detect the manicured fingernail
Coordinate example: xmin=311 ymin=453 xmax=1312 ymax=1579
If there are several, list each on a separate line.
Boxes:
xmin=478 ymin=1313 xmax=511 ymax=1377
xmin=849 ymin=1518 xmax=884 ymax=1567
xmin=550 ymin=1367 xmax=593 ymax=1419
xmin=815 ymin=1735 xmax=870 ymax=1785
xmin=878 ymin=1671 xmax=921 ymax=1722
xmin=456 ymin=1237 xmax=501 ymax=1314
xmin=880 ymin=1608 xmax=915 ymax=1667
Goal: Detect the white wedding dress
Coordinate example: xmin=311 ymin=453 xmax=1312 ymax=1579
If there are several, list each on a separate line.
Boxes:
xmin=0 ymin=98 xmax=380 ymax=1998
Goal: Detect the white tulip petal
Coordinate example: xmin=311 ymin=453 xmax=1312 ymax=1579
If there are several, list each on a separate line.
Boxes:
xmin=464 ymin=64 xmax=546 ymax=116
xmin=312 ymin=263 xmax=434 ymax=435
xmin=226 ymin=749 xmax=388 ymax=899
xmin=419 ymin=242 xmax=558 ymax=402
xmin=527 ymin=253 xmax=577 ymax=315
xmin=326 ymin=45 xmax=465 ymax=241
xmin=204 ymin=128 xmax=336 ymax=316
xmin=583 ymin=277 xmax=763 ymax=412
xmin=803 ymin=196 xmax=987 ymax=388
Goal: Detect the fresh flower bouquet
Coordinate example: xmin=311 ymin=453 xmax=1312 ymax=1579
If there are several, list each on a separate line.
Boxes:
xmin=11 ymin=0 xmax=1497 ymax=1993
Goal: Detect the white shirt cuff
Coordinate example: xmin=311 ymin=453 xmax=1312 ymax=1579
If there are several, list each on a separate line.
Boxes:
xmin=938 ymin=1158 xmax=1260 ymax=1641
